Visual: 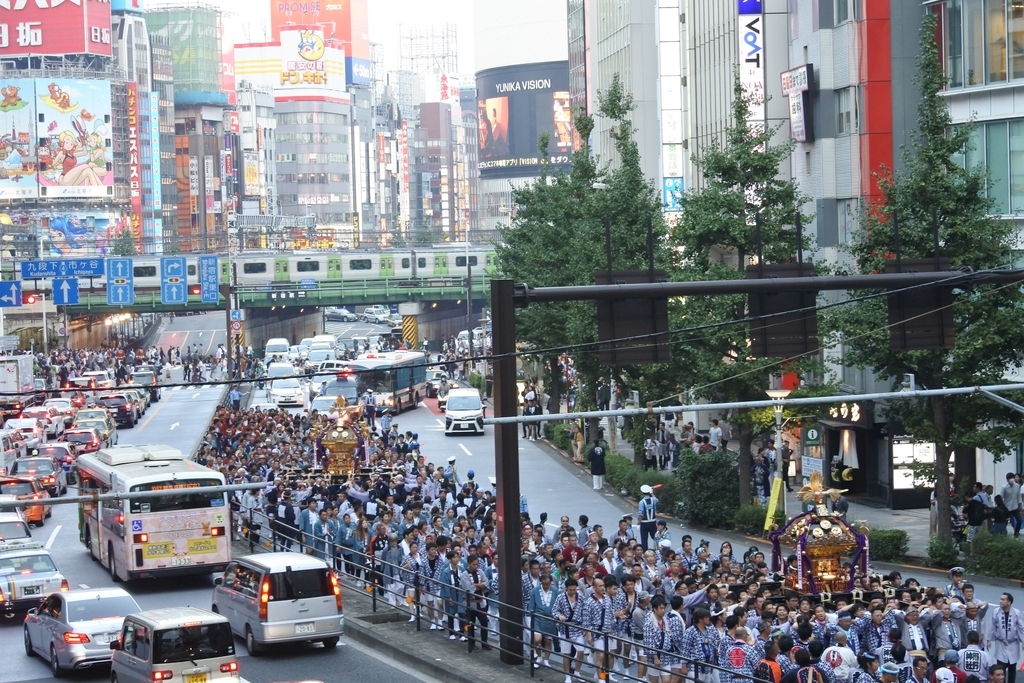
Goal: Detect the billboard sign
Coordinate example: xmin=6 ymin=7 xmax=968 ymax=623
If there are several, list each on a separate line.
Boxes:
xmin=242 ymin=151 xmax=259 ymax=195
xmin=475 ymin=61 xmax=571 ymax=179
xmin=126 ymin=81 xmax=142 ymax=241
xmin=0 ymin=78 xmax=38 ymax=199
xmin=280 ymin=28 xmax=329 ymax=87
xmin=149 ymin=91 xmax=161 ymax=211
xmin=738 ymin=0 xmax=763 ymax=13
xmin=269 ymin=0 xmax=370 ymax=85
xmin=111 ymin=0 xmax=144 ymax=12
xmin=37 ymin=79 xmax=113 ymax=198
xmin=204 ymin=155 xmax=214 ymax=211
xmin=32 ymin=209 xmax=130 ymax=256
xmin=739 ymin=14 xmax=765 ymax=124
xmin=0 ymin=0 xmax=111 ymax=57
xmin=782 ymin=64 xmax=813 ymax=143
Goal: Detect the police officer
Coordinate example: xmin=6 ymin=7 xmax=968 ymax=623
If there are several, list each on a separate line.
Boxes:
xmin=638 ymin=484 xmax=659 ymax=551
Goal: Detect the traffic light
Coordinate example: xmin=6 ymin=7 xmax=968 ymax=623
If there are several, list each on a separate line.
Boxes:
xmin=22 ymin=292 xmax=36 ymax=305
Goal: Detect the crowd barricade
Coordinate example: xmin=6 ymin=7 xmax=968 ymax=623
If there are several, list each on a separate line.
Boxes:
xmin=242 ymin=516 xmax=768 ymax=683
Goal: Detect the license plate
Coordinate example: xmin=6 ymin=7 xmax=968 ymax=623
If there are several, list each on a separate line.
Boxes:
xmin=171 ymin=556 xmax=192 ymax=567
xmin=22 ymin=585 xmax=40 ymax=596
xmin=92 ymin=632 xmax=114 ymax=644
xmin=185 ymin=674 xmax=208 ymax=683
xmin=295 ymin=622 xmax=316 ymax=634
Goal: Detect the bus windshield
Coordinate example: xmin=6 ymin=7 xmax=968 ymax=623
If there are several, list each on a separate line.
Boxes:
xmin=129 ymin=478 xmax=225 ymax=514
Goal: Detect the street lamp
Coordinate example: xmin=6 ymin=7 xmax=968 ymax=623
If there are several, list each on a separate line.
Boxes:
xmin=766 ymin=388 xmax=791 ymax=516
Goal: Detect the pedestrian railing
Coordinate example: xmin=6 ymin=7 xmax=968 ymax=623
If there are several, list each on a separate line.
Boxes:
xmin=236 ymin=513 xmax=767 ymax=683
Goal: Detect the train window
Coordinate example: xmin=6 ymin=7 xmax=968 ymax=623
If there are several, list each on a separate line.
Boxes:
xmin=455 ymin=256 xmax=479 ymax=267
xmin=349 ymin=259 xmax=372 ymax=271
xmin=187 ymin=265 xmax=196 ymax=276
xmin=296 ymin=261 xmax=320 ymax=272
xmin=469 ymin=256 xmax=478 ymax=266
xmin=401 ymin=258 xmax=410 ymax=269
xmin=417 ymin=258 xmax=426 ymax=268
xmin=133 ymin=266 xmax=157 ymax=277
xmin=243 ymin=262 xmax=267 ymax=274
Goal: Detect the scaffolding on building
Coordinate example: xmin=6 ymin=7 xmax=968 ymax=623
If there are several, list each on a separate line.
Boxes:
xmin=398 ymin=23 xmax=458 ymax=75
xmin=370 ymin=43 xmax=386 ymax=106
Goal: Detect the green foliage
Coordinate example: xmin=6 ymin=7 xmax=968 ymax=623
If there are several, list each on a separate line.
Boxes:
xmin=868 ymin=529 xmax=910 ymax=563
xmin=605 ymin=454 xmax=683 ymax=513
xmin=927 ymin=537 xmax=960 ymax=568
xmin=111 ymin=227 xmax=138 ymax=256
xmin=675 ymin=449 xmax=740 ymax=527
xmin=468 ymin=372 xmax=484 ymax=392
xmin=967 ymin=531 xmax=1024 ymax=579
xmin=162 ymin=241 xmax=182 ymax=255
xmin=821 ymin=13 xmax=1024 ymax=543
xmin=549 ymin=422 xmax=572 ymax=451
xmin=731 ymin=504 xmax=783 ymax=536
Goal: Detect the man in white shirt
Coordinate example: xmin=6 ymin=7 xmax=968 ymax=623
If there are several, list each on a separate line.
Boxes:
xmin=1000 ymin=473 xmax=1022 ymax=539
xmin=708 ymin=419 xmax=723 ymax=449
xmin=823 ymin=631 xmax=858 ymax=682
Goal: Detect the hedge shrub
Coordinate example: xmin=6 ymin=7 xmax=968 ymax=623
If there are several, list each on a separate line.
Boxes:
xmin=968 ymin=532 xmax=1024 ymax=580
xmin=676 ymin=449 xmax=739 ymax=528
xmin=927 ymin=537 xmax=960 ymax=568
xmin=868 ymin=529 xmax=909 ymax=563
xmin=605 ymin=454 xmax=683 ymax=514
xmin=731 ymin=504 xmax=783 ymax=535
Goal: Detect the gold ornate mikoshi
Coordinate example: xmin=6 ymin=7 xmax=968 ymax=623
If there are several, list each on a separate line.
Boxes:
xmin=321 ymin=396 xmax=361 ymax=476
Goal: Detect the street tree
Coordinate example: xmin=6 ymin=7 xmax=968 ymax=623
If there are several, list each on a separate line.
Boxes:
xmin=668 ymin=75 xmax=811 ymax=505
xmin=496 ymin=75 xmax=669 ymax=429
xmin=823 ymin=13 xmax=1024 ymax=543
xmin=110 ymin=227 xmax=138 ymax=256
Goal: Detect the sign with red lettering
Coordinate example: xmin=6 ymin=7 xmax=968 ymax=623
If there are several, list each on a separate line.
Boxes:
xmin=0 ymin=0 xmax=112 ymax=57
xmin=126 ymin=81 xmax=141 ymax=240
xmin=227 ymin=110 xmax=240 ymax=133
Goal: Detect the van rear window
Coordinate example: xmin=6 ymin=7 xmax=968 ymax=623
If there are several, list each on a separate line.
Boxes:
xmin=269 ymin=568 xmax=333 ymax=601
xmin=153 ymin=622 xmax=234 ymax=664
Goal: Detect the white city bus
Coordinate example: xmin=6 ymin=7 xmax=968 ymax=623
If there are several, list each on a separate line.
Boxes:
xmin=77 ymin=445 xmax=231 ymax=581
xmin=349 ymin=350 xmax=429 ymax=413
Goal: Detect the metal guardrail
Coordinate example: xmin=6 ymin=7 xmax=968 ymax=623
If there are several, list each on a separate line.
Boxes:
xmin=236 ymin=515 xmax=767 ymax=683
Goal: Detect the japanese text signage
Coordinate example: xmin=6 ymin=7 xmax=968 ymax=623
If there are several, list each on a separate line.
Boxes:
xmin=781 ymin=64 xmax=813 ymax=143
xmin=827 ymin=401 xmax=871 ymax=426
xmin=126 ymin=81 xmax=141 ymax=238
xmin=199 ymin=255 xmax=219 ymax=304
xmin=738 ymin=13 xmax=765 ymax=124
xmin=0 ymin=0 xmax=112 ymax=57
xmin=22 ymin=258 xmax=104 ymax=279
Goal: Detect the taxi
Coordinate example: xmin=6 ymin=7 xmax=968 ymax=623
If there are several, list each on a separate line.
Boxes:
xmin=0 ymin=509 xmax=42 ymax=553
xmin=0 ymin=547 xmax=69 ymax=617
xmin=0 ymin=476 xmax=51 ymax=526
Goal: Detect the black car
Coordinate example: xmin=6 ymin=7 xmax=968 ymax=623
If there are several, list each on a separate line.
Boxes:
xmin=93 ymin=394 xmax=138 ymax=427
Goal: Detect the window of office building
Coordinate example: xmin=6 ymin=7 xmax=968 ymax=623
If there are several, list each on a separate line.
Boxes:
xmin=836 ymin=87 xmax=857 ymax=135
xmin=945 ymin=0 xmax=1024 ymax=86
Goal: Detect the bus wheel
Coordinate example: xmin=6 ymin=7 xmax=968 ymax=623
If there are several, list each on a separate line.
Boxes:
xmin=108 ymin=544 xmax=121 ymax=582
xmin=85 ymin=529 xmax=95 ymax=560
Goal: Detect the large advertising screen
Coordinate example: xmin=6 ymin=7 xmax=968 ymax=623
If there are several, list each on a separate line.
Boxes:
xmin=0 ymin=0 xmax=111 ymax=57
xmin=0 ymin=78 xmax=38 ymax=199
xmin=269 ymin=0 xmax=369 ymax=85
xmin=475 ymin=61 xmax=571 ymax=179
xmin=36 ymin=79 xmax=113 ymax=198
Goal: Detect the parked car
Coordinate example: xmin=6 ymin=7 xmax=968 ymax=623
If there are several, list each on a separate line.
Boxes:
xmin=23 ymin=587 xmax=142 ymax=676
xmin=0 ymin=548 xmax=68 ymax=617
xmin=9 ymin=456 xmax=68 ymax=497
xmin=20 ymin=406 xmax=65 ymax=438
xmin=0 ymin=475 xmax=51 ymax=526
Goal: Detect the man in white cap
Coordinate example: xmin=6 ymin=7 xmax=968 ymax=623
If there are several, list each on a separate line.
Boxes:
xmin=362 ymin=388 xmax=377 ymax=428
xmin=444 ymin=455 xmax=460 ymax=492
xmin=638 ymin=484 xmax=659 ymax=550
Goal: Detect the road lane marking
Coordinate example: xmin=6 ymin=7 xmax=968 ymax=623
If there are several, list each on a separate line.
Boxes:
xmin=170 ymin=422 xmax=179 ymax=430
xmin=78 ymin=584 xmax=89 ymax=589
xmin=172 ymin=385 xmax=182 ymax=391
xmin=458 ymin=443 xmax=472 ymax=456
xmin=192 ymin=392 xmax=200 ymax=398
xmin=435 ymin=418 xmax=444 ymax=426
xmin=44 ymin=524 xmax=62 ymax=549
xmin=137 ymin=390 xmax=172 ymax=430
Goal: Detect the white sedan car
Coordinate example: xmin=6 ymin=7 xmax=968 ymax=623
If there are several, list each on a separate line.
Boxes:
xmin=0 ymin=548 xmax=68 ymax=617
xmin=20 ymin=407 xmax=64 ymax=438
xmin=268 ymin=378 xmax=307 ymax=407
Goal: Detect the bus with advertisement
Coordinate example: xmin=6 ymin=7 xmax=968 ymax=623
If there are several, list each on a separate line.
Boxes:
xmin=348 ymin=350 xmax=428 ymax=413
xmin=76 ymin=445 xmax=230 ymax=581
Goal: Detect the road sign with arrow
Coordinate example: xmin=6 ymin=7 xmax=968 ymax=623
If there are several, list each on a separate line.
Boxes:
xmin=52 ymin=278 xmax=79 ymax=305
xmin=160 ymin=257 xmax=187 ymax=305
xmin=107 ymin=258 xmax=135 ymax=306
xmin=0 ymin=281 xmax=21 ymax=307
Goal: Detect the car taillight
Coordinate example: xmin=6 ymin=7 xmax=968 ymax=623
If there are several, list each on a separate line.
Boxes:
xmin=0 ymin=585 xmax=5 ymax=604
xmin=63 ymin=632 xmax=91 ymax=644
xmin=219 ymin=662 xmax=239 ymax=673
xmin=44 ymin=477 xmax=54 ymax=484
xmin=259 ymin=578 xmax=270 ymax=620
xmin=329 ymin=570 xmax=343 ymax=611
xmin=152 ymin=671 xmax=173 ymax=681
xmin=60 ymin=579 xmax=69 ymax=592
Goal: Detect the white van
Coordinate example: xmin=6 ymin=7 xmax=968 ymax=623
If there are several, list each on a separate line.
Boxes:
xmin=311 ymin=334 xmax=336 ymax=349
xmin=110 ymin=607 xmax=239 ymax=683
xmin=263 ymin=338 xmax=290 ymax=362
xmin=212 ymin=552 xmax=343 ymax=654
xmin=444 ymin=387 xmax=485 ymax=436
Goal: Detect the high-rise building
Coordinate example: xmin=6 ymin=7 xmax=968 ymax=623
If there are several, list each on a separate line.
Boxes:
xmin=236 ymin=81 xmax=277 ymax=224
xmin=151 ymin=32 xmax=178 ymax=253
xmin=148 ymin=5 xmax=231 ymax=252
xmin=474 ymin=0 xmax=571 ymax=234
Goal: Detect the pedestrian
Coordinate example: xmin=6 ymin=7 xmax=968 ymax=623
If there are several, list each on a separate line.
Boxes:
xmin=363 ymin=388 xmax=377 ymax=428
xmin=1000 ymin=473 xmax=1022 ymax=539
xmin=459 ymin=555 xmax=492 ymax=651
xmin=709 ymin=419 xmax=723 ymax=450
xmin=638 ymin=484 xmax=659 ymax=551
xmin=988 ymin=593 xmax=1024 ymax=683
xmin=587 ymin=439 xmax=607 ymax=490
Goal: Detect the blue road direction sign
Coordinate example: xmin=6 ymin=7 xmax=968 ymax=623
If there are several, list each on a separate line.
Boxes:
xmin=106 ymin=258 xmax=135 ymax=306
xmin=21 ymin=258 xmax=105 ymax=280
xmin=0 ymin=281 xmax=21 ymax=307
xmin=51 ymin=278 xmax=79 ymax=305
xmin=230 ymin=309 xmax=242 ymax=321
xmin=199 ymin=255 xmax=220 ymax=303
xmin=160 ymin=256 xmax=187 ymax=305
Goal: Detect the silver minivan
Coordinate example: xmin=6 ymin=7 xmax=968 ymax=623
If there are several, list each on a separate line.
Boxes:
xmin=110 ymin=606 xmax=239 ymax=683
xmin=211 ymin=552 xmax=343 ymax=655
